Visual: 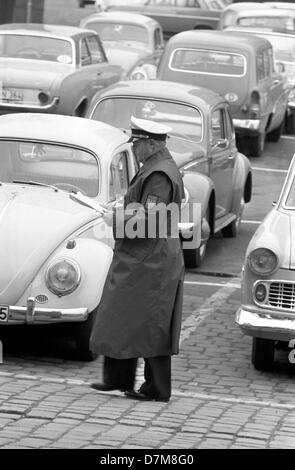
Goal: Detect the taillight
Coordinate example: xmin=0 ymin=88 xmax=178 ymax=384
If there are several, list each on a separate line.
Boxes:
xmin=249 ymin=91 xmax=261 ymax=118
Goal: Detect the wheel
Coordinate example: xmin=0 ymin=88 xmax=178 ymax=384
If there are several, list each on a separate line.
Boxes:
xmin=183 ymin=240 xmax=207 ymax=268
xmin=247 ymin=132 xmax=265 ymax=157
xmin=183 ymin=207 xmax=210 ymax=268
xmin=266 ymin=120 xmax=284 ymax=142
xmin=74 ymin=311 xmax=98 ymax=361
xmin=286 ymin=113 xmax=295 ymax=135
xmin=222 ymin=197 xmax=245 ymax=238
xmin=251 ymin=337 xmax=275 ymax=371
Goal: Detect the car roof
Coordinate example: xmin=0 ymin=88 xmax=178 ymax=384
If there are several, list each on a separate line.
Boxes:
xmin=81 ymin=11 xmax=159 ymax=27
xmin=226 ymin=25 xmax=295 ymax=37
xmin=0 ymin=114 xmax=128 ymax=155
xmin=236 ymin=8 xmax=295 ymax=18
xmin=223 ymin=2 xmax=270 ymax=12
xmin=0 ymin=23 xmax=93 ymax=38
xmin=167 ymin=30 xmax=270 ymax=52
xmin=95 ymin=79 xmax=225 ymax=110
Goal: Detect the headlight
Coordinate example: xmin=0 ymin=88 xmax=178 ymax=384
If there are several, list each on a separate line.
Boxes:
xmin=46 ymin=259 xmax=81 ymax=296
xmin=130 ymin=70 xmax=147 ymax=80
xmin=248 ymin=248 xmax=279 ymax=275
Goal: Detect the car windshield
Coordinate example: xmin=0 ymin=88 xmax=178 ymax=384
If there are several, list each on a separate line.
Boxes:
xmin=170 ymin=48 xmax=246 ymax=77
xmin=85 ymin=22 xmax=148 ymax=45
xmin=237 ymin=16 xmax=295 ymax=31
xmin=0 ymin=34 xmax=73 ymax=63
xmin=0 ymin=140 xmax=99 ymax=197
xmin=91 ymin=97 xmax=203 ymax=143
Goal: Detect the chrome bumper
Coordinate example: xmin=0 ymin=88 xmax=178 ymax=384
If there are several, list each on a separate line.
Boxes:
xmin=3 ymin=297 xmax=88 ymax=325
xmin=235 ymin=307 xmax=295 ymax=341
xmin=233 ymin=119 xmax=260 ymax=131
xmin=0 ymin=97 xmax=59 ymax=111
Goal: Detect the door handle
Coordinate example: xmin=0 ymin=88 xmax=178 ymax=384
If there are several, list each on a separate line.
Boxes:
xmin=97 ymin=71 xmax=102 ymax=76
xmin=272 ymin=79 xmax=280 ymax=85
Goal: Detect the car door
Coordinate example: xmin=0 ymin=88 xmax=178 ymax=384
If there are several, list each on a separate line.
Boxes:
xmin=265 ymin=47 xmax=289 ymax=131
xmin=209 ymin=106 xmax=234 ymax=219
xmin=77 ymin=35 xmax=121 ymax=97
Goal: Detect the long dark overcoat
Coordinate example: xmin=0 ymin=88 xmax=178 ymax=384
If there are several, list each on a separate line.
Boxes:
xmin=90 ymin=147 xmax=185 ymax=359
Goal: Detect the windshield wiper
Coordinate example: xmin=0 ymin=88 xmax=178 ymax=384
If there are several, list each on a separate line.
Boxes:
xmin=13 ymin=180 xmax=59 ymax=191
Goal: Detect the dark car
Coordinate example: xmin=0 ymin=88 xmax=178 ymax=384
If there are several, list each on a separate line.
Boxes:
xmin=86 ymin=79 xmax=252 ymax=267
xmin=94 ymin=0 xmax=223 ymax=39
xmin=0 ymin=23 xmax=122 ymax=117
xmin=157 ymin=30 xmax=289 ymax=157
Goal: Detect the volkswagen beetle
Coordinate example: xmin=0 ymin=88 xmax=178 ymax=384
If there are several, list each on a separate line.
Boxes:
xmin=236 ymin=153 xmax=295 ymax=371
xmin=0 ymin=113 xmax=138 ymax=360
xmin=80 ymin=12 xmax=164 ymax=80
xmin=86 ymin=79 xmax=252 ymax=268
xmin=0 ymin=23 xmax=122 ymax=117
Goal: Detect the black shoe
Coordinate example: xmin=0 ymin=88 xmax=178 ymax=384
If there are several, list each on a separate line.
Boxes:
xmin=90 ymin=382 xmax=127 ymax=392
xmin=124 ymin=389 xmax=169 ymax=402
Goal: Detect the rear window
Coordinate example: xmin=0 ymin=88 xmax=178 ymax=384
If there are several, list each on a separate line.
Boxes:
xmin=169 ymin=48 xmax=246 ymax=76
xmin=237 ymin=16 xmax=295 ymax=31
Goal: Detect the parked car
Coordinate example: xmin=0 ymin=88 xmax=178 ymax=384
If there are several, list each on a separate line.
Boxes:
xmin=225 ymin=26 xmax=295 ymax=134
xmin=80 ymin=12 xmax=164 ymax=79
xmin=156 ymin=30 xmax=289 ymax=157
xmin=236 ymin=153 xmax=295 ymax=371
xmin=94 ymin=0 xmax=224 ymax=39
xmin=86 ymin=79 xmax=252 ymax=267
xmin=0 ymin=23 xmax=122 ymax=117
xmin=0 ymin=113 xmax=139 ymax=360
xmin=220 ymin=3 xmax=295 ymax=31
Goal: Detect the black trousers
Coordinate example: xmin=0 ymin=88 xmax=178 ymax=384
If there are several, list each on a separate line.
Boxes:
xmin=103 ymin=355 xmax=171 ymax=399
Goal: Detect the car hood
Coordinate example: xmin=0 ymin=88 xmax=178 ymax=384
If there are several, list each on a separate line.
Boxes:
xmin=0 ymin=58 xmax=73 ymax=89
xmin=0 ymin=184 xmax=99 ymax=304
xmin=105 ymin=46 xmax=144 ymax=72
xmin=247 ymin=209 xmax=292 ymax=269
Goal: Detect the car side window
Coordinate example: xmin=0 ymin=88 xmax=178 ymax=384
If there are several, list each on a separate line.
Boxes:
xmin=211 ymin=109 xmax=225 ymax=145
xmin=80 ymin=38 xmax=91 ymax=66
xmin=154 ymin=28 xmax=163 ymax=50
xmin=263 ymin=48 xmax=272 ymax=78
xmin=257 ymin=52 xmax=265 ymax=81
xmin=109 ymin=152 xmax=129 ymax=201
xmin=86 ymin=35 xmax=106 ymax=64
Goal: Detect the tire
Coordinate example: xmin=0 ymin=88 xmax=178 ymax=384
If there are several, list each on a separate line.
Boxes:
xmin=222 ymin=197 xmax=245 ymax=238
xmin=286 ymin=113 xmax=295 ymax=135
xmin=183 ymin=207 xmax=210 ymax=268
xmin=74 ymin=311 xmax=98 ymax=361
xmin=267 ymin=120 xmax=284 ymax=142
xmin=183 ymin=240 xmax=208 ymax=268
xmin=251 ymin=337 xmax=275 ymax=371
xmin=248 ymin=132 xmax=265 ymax=157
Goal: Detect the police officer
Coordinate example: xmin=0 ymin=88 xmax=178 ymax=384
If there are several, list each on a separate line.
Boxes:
xmin=89 ymin=116 xmax=185 ymax=402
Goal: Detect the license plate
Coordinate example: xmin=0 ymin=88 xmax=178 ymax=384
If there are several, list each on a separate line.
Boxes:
xmin=1 ymin=88 xmax=23 ymax=102
xmin=0 ymin=306 xmax=8 ymax=322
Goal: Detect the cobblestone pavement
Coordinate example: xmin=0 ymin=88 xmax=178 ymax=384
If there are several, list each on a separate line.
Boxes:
xmin=1 ymin=279 xmax=295 ymax=449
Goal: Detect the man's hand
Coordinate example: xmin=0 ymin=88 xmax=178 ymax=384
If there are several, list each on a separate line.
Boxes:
xmin=102 ymin=209 xmax=114 ymax=227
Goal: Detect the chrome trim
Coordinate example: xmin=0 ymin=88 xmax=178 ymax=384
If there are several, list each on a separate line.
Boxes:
xmin=235 ymin=307 xmax=295 ymax=341
xmin=233 ymin=118 xmax=260 ymax=130
xmin=5 ymin=297 xmax=88 ymax=324
xmin=0 ymin=96 xmax=59 ymax=110
xmin=45 ymin=258 xmax=81 ymax=296
xmin=252 ymin=279 xmax=295 ymax=313
xmin=168 ymin=47 xmax=247 ymax=78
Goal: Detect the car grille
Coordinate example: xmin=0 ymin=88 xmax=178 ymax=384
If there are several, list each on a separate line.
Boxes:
xmin=268 ymin=282 xmax=295 ymax=310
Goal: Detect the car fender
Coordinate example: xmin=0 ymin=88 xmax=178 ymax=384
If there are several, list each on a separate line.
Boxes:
xmin=17 ymin=238 xmax=113 ymax=314
xmin=182 ymin=172 xmax=215 ymax=233
xmin=57 ymin=73 xmax=91 ymax=115
xmin=230 ymin=152 xmax=252 ymax=215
